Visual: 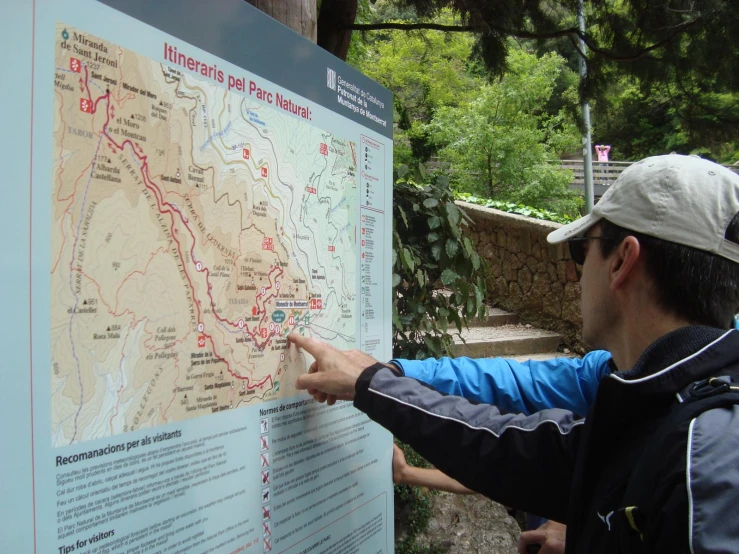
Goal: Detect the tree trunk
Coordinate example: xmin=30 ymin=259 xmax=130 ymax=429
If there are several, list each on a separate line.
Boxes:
xmin=487 ymin=153 xmax=494 ymax=196
xmin=246 ymin=0 xmax=317 ymax=42
xmin=316 ymin=0 xmax=358 ymax=60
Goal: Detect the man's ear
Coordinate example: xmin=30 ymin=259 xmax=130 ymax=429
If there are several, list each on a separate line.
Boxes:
xmin=609 ymin=236 xmax=641 ymax=290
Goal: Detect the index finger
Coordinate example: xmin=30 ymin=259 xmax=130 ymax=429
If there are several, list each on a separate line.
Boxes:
xmin=287 ymin=333 xmax=327 ymax=357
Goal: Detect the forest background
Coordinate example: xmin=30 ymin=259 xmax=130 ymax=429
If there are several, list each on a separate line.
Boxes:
xmin=344 ymin=0 xmax=739 ymax=221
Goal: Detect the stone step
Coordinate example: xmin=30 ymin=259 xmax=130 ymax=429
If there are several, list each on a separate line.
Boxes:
xmin=469 ymin=307 xmax=520 ymax=327
xmin=451 ymin=324 xmax=561 ymax=358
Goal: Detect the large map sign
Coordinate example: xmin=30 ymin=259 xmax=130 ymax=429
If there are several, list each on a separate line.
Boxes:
xmin=2 ymin=2 xmax=393 ymax=553
xmin=52 ymin=25 xmax=357 ymax=443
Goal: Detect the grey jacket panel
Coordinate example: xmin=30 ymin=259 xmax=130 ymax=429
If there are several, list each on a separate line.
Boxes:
xmin=689 ymin=404 xmax=739 ymax=554
xmin=354 ymin=366 xmax=584 ymax=520
xmin=366 ymin=366 xmax=585 ymax=436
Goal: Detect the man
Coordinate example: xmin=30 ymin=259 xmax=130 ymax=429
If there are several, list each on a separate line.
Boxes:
xmin=289 ymin=155 xmax=739 ymax=552
xmin=393 ymin=352 xmax=610 ymax=553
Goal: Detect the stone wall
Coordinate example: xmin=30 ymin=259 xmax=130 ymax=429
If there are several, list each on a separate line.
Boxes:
xmin=458 ymin=201 xmax=584 ymax=351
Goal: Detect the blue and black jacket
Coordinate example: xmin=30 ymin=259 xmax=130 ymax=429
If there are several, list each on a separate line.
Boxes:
xmin=355 ymin=327 xmax=739 ymax=553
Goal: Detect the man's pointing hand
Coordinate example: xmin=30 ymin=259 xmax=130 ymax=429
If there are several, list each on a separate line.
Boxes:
xmin=288 ymin=333 xmax=365 ymax=401
xmin=287 ymin=333 xmax=388 ymax=404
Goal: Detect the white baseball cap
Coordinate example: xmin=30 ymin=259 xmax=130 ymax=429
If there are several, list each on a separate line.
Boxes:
xmin=547 ymin=154 xmax=739 ymax=263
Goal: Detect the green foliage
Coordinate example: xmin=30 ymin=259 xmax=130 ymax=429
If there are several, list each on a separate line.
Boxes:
xmin=392 ymin=167 xmax=488 ymax=359
xmin=345 ymin=0 xmax=739 ymax=165
xmin=426 ymin=48 xmax=583 ymax=218
xmin=456 ymin=193 xmax=577 ymax=225
xmin=377 ymin=0 xmax=739 ymax=112
xmin=351 ymin=9 xmax=484 ymax=167
xmin=593 ymin=76 xmax=739 ymax=164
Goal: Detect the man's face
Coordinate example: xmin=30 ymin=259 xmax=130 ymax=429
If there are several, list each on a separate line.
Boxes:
xmin=578 ymin=225 xmax=615 ymax=349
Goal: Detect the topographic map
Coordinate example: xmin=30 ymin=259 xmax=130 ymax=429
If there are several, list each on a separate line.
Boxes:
xmin=51 ymin=25 xmax=357 ymax=446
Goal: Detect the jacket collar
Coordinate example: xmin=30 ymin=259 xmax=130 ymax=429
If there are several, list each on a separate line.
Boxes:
xmin=607 ymin=326 xmax=739 ymax=394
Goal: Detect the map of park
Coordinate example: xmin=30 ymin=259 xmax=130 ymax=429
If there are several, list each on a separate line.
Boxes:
xmin=51 ymin=25 xmax=357 ymax=446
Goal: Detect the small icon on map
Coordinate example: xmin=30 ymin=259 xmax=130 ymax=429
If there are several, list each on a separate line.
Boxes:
xmin=69 ymin=58 xmax=81 ymax=73
xmin=260 ymin=418 xmax=269 ymax=434
xmin=260 ymin=435 xmax=269 ymax=452
xmin=263 ymin=521 xmax=272 ymax=537
xmin=261 ymin=453 xmax=270 ymax=468
xmin=62 ymin=28 xmax=69 ymax=40
xmin=262 ymin=487 xmax=270 ymax=504
xmin=263 ymin=537 xmax=272 ymax=552
xmin=262 ymin=505 xmax=271 ymax=521
xmin=261 ymin=469 xmax=270 ymax=486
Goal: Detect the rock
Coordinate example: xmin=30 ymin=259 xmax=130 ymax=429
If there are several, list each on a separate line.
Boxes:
xmin=543 ymin=291 xmax=562 ymax=319
xmin=518 ymin=268 xmax=533 ymax=294
xmin=519 ymin=230 xmax=532 ymax=255
xmin=507 ymin=233 xmax=521 ymax=254
xmin=414 ymin=493 xmax=521 ymax=554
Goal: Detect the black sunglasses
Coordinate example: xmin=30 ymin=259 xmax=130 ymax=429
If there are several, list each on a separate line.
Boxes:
xmin=567 ymin=236 xmax=616 ymax=265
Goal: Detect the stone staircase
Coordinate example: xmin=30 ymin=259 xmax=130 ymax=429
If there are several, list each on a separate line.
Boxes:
xmin=434 ymin=308 xmax=573 ymax=553
xmin=450 ymin=307 xmax=571 ymax=361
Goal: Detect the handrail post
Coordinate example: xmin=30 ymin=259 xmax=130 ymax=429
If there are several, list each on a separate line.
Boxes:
xmin=578 ymin=0 xmax=594 ymax=214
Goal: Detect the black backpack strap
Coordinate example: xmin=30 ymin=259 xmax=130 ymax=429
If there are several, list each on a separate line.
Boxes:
xmin=615 ymin=378 xmax=739 ymax=540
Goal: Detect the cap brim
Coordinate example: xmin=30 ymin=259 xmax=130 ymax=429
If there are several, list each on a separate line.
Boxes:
xmin=547 ymin=213 xmax=602 ymax=244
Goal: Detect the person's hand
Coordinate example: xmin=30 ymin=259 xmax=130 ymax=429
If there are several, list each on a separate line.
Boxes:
xmin=517 ymin=521 xmax=566 ymax=554
xmin=392 ymin=444 xmax=409 ymax=484
xmin=288 ymin=333 xmax=380 ymax=403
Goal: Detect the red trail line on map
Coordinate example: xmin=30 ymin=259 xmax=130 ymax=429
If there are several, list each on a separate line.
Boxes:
xmin=82 ymin=65 xmax=274 ymax=390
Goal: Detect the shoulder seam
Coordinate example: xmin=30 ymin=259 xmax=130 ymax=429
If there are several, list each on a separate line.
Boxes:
xmin=367 ymin=387 xmax=585 ymax=438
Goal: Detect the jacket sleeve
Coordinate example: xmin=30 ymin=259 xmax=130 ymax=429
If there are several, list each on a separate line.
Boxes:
xmin=648 ymin=404 xmax=739 ymax=553
xmin=390 ymin=350 xmax=611 ymax=417
xmin=354 ymin=365 xmax=584 ymax=521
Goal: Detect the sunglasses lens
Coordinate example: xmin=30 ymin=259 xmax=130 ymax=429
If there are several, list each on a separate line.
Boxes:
xmin=569 ymin=241 xmax=585 ymax=265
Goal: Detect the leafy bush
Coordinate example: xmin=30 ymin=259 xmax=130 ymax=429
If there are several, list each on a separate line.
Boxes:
xmin=392 ymin=167 xmax=488 ymax=359
xmin=456 ymin=192 xmax=578 ymax=225
xmin=425 ymin=48 xmax=583 ymax=218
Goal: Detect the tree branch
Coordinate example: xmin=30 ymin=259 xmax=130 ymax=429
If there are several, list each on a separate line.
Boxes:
xmin=349 ymin=17 xmax=704 ymax=64
xmin=578 ymin=18 xmax=702 ymax=62
xmin=348 ymin=21 xmax=579 ymax=40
